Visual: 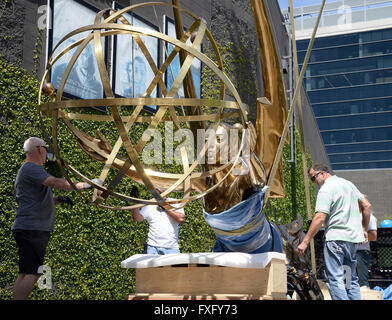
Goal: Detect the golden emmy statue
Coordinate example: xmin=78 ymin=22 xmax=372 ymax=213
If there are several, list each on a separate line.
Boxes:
xmin=38 ymin=1 xmax=286 ymax=214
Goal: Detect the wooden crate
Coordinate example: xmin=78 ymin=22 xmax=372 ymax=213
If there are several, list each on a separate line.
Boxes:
xmin=127 ymin=258 xmax=287 ymax=300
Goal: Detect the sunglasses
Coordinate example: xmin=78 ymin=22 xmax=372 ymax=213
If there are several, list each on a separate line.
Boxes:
xmin=310 ymin=171 xmax=322 ymax=182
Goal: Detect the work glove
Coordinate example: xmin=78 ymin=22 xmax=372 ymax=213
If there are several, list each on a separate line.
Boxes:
xmin=57 ymin=196 xmax=74 ymax=207
xmin=83 ymin=178 xmax=104 ymax=189
xmin=130 ymin=185 xmax=139 ymax=198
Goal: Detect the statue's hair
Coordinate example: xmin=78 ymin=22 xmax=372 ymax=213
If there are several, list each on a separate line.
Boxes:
xmin=308 ymin=163 xmax=330 ymax=174
xmin=23 ymin=137 xmax=46 ymax=154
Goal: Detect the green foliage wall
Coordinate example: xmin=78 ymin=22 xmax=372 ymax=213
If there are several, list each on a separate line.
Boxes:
xmin=0 ymin=56 xmax=215 ymax=300
xmin=0 ymin=50 xmax=315 ymax=300
xmin=267 ymin=131 xmax=316 ymax=226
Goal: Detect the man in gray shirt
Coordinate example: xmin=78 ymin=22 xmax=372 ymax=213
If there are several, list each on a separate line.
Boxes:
xmin=12 ymin=137 xmax=96 ymax=300
xmin=297 ymin=163 xmax=371 ymax=300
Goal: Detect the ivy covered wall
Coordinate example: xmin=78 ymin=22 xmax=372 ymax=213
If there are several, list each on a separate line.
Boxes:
xmin=0 ymin=53 xmax=315 ymax=299
xmin=0 ymin=0 xmax=25 ymax=66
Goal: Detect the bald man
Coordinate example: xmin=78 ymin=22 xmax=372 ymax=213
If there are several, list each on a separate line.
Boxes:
xmin=11 ymin=137 xmax=93 ymax=300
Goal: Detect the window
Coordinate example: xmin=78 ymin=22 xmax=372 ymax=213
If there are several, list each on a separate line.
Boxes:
xmin=326 ymin=140 xmax=392 ymax=154
xmin=317 ymin=112 xmax=392 ymax=131
xmin=321 ymin=127 xmax=392 ymax=144
xmin=313 ymin=97 xmax=392 ymax=117
xmin=329 ymin=151 xmax=392 ymax=164
xmin=333 ymin=161 xmax=392 ymax=170
xmin=308 ymin=83 xmax=392 ymax=103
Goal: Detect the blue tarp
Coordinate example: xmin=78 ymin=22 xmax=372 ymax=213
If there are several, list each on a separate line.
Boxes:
xmin=373 ymin=284 xmax=392 ymax=300
xmin=203 ymin=188 xmax=283 ymax=253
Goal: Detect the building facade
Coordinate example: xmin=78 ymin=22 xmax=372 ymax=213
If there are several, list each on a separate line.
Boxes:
xmin=283 ymin=0 xmax=392 ymax=220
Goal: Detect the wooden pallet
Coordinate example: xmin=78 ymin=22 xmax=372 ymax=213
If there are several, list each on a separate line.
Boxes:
xmin=126 ymin=258 xmax=287 ymax=300
xmin=314 ymin=280 xmax=384 ymax=300
xmin=126 ymin=293 xmax=283 ymax=300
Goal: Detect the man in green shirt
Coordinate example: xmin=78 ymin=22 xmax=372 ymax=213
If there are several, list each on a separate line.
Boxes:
xmin=297 ymin=163 xmax=371 ymax=300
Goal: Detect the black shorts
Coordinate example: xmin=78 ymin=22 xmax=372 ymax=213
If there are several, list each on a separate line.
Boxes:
xmin=12 ymin=230 xmax=51 ymax=275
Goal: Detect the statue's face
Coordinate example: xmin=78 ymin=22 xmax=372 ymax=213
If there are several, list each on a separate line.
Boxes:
xmin=205 ymin=125 xmax=230 ymax=165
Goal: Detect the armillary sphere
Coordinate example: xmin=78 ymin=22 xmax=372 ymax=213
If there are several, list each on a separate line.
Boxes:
xmin=38 ymin=2 xmax=256 ymax=211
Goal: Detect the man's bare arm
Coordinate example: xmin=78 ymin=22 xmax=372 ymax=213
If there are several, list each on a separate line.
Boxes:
xmin=297 ymin=212 xmax=326 ymax=256
xmin=368 ymin=229 xmax=377 ymax=242
xmin=131 ymin=208 xmax=145 ymax=222
xmin=359 ymin=197 xmax=372 ymax=231
xmin=43 ymin=176 xmax=85 ymax=191
xmin=165 ymin=209 xmax=185 ymax=224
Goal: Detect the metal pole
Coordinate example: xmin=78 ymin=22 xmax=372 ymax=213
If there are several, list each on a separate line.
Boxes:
xmin=289 ymin=0 xmax=317 ymax=276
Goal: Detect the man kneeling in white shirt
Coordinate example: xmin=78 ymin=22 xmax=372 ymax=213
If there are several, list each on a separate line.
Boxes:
xmin=131 ymin=189 xmax=185 ymax=255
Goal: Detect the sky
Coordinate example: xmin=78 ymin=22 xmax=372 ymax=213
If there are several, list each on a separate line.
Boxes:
xmin=278 ymin=0 xmax=337 ymax=10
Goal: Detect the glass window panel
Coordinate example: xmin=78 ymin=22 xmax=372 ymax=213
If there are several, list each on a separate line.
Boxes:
xmin=325 ymin=74 xmax=351 ymax=87
xmin=351 ymin=10 xmax=365 ymax=24
xmin=294 ymin=20 xmax=302 ymax=33
xmin=333 ymin=161 xmax=392 ymax=170
xmin=362 ymin=40 xmax=392 ymax=57
xmin=329 ymin=151 xmax=392 ymax=163
xmin=323 ymin=14 xmax=340 ymax=28
xmin=297 ymin=51 xmax=306 ymax=64
xmin=313 ymin=97 xmax=392 ymax=117
xmin=304 ymin=69 xmax=392 ymax=89
xmin=303 ymin=17 xmax=318 ymax=30
xmin=306 ymin=68 xmax=392 ymax=89
xmin=326 ymin=141 xmax=392 ymax=154
xmin=317 ymin=112 xmax=392 ymax=130
xmin=298 ymin=40 xmax=392 ymax=65
xmin=297 ymin=40 xmax=310 ymax=52
xmin=303 ymin=55 xmax=392 ymax=78
xmin=345 ymin=72 xmax=361 ymax=86
xmin=321 ymin=127 xmax=392 ymax=144
xmin=340 ymin=0 xmax=358 ymax=8
xmin=380 ymin=28 xmax=392 ymax=41
xmin=366 ymin=6 xmax=392 ymax=21
xmin=308 ymin=83 xmax=392 ymax=103
xmin=297 ymin=27 xmax=392 ymax=52
xmin=305 ymin=76 xmax=333 ymax=90
xmin=345 ymin=69 xmax=392 ymax=86
xmin=313 ymin=33 xmax=360 ymax=49
xmin=330 ymin=45 xmax=358 ymax=60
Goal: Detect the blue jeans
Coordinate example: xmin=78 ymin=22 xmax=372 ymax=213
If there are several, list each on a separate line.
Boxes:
xmin=146 ymin=244 xmax=180 ymax=255
xmin=356 ymin=250 xmax=371 ymax=287
xmin=324 ymin=241 xmax=361 ymax=300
